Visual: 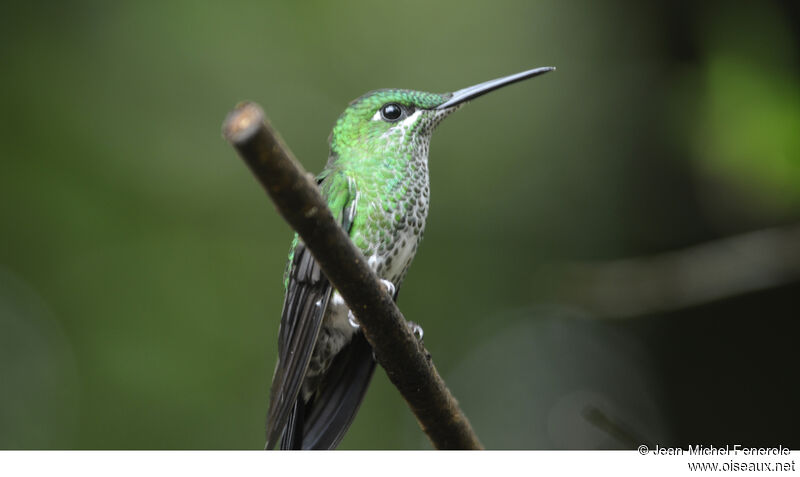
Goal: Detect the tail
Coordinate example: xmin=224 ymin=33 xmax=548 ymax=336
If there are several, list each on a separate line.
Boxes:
xmin=267 ymin=332 xmax=376 ymax=450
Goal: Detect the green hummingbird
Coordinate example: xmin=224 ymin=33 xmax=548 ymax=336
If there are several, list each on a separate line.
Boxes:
xmin=265 ymin=66 xmax=554 ymax=450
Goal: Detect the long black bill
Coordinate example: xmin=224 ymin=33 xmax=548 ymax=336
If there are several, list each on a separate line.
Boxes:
xmin=436 ymin=66 xmax=555 ymax=110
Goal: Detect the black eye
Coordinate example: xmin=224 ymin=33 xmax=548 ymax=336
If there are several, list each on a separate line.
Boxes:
xmin=380 ymin=103 xmax=403 ymax=122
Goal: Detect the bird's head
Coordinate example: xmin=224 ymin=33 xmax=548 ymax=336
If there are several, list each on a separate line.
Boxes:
xmin=328 ymin=66 xmax=555 ymax=161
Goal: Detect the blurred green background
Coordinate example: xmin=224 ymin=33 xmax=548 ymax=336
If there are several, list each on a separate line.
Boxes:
xmin=1 ymin=0 xmax=798 ymax=449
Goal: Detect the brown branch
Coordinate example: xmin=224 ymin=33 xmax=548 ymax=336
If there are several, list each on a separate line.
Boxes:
xmin=222 ymin=102 xmax=483 ymax=450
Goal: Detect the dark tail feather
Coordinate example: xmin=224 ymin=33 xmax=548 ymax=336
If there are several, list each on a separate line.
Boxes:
xmin=272 ymin=332 xmax=376 ymax=450
xmin=300 ymin=332 xmax=376 ymax=450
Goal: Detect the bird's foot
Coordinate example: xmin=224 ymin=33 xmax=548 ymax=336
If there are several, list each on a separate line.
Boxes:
xmin=380 ymin=279 xmax=396 ymax=298
xmin=347 ymin=310 xmax=360 ymax=329
xmin=406 ymin=320 xmax=424 ymax=344
xmin=348 ymin=280 xmax=396 ymax=330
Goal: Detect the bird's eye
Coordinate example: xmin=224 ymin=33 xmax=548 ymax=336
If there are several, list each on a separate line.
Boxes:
xmin=380 ymin=103 xmax=403 ymax=122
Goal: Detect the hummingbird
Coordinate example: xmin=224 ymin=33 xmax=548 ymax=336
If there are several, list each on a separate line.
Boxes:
xmin=265 ymin=66 xmax=554 ymax=450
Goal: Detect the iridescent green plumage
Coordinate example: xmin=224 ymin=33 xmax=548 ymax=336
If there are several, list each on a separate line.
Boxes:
xmin=284 ymin=89 xmax=451 ymax=287
xmin=330 ymin=89 xmax=447 ymax=155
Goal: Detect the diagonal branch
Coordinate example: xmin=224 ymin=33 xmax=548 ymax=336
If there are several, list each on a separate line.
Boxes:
xmin=222 ymin=101 xmax=483 ymax=450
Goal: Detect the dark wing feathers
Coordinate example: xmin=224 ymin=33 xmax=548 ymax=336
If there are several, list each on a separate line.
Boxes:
xmin=265 ymin=242 xmax=331 ymax=449
xmin=279 ymin=396 xmax=305 ymax=450
xmin=267 ymin=172 xmax=378 ymax=450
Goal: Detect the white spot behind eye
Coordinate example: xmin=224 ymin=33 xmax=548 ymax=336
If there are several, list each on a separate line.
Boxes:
xmin=399 ymin=109 xmax=422 ymax=127
xmin=377 ymin=109 xmax=423 ymax=141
